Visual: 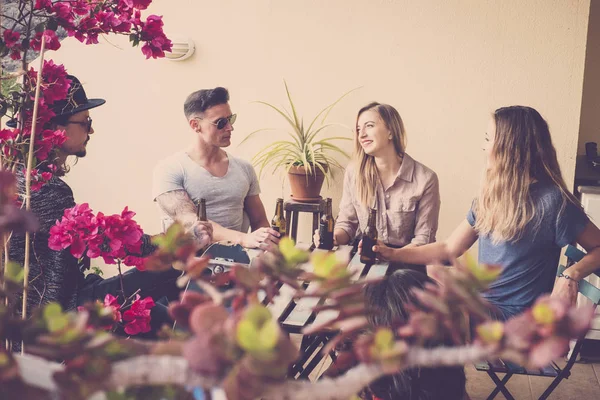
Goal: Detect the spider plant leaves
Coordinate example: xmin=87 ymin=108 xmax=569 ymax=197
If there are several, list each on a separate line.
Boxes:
xmin=240 ymin=81 xmax=358 ymax=180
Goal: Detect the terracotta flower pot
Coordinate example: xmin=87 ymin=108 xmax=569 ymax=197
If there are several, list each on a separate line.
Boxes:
xmin=287 ymin=165 xmax=327 ymax=203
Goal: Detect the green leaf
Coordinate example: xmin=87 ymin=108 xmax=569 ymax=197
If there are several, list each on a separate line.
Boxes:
xmin=312 ymin=252 xmax=345 ymax=279
xmin=44 ymin=303 xmax=69 ymax=333
xmin=476 ymin=321 xmax=504 ymax=344
xmin=129 ymin=34 xmax=140 ymax=47
xmin=463 ymin=253 xmax=502 ymax=285
xmin=532 ymin=303 xmax=555 ymax=325
xmin=258 ymin=318 xmax=280 ymax=350
xmin=0 ymin=352 xmax=9 ymax=367
xmin=245 ymin=303 xmax=271 ymax=325
xmin=254 ymin=100 xmax=301 ymax=137
xmin=305 ymin=123 xmax=348 ymax=146
xmin=237 ymin=319 xmax=259 ymax=350
xmin=279 ymin=237 xmax=309 ymax=265
xmin=284 ymin=80 xmax=301 ymax=136
xmin=238 ymin=128 xmax=277 ymax=147
xmin=58 ymin=327 xmax=81 ymax=344
xmin=43 ymin=302 xmax=62 ymax=319
xmin=152 ymin=223 xmax=184 ymax=250
xmin=4 ymin=261 xmax=24 ymax=283
xmin=374 ymin=328 xmax=394 ymax=352
xmin=91 ymin=266 xmax=104 ymax=276
xmin=236 ymin=305 xmax=279 ymax=354
xmin=305 ymin=87 xmax=361 ymax=135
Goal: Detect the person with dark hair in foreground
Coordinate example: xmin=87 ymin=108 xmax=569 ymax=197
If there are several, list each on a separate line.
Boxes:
xmin=326 ymin=269 xmax=467 ymax=400
xmin=361 ymin=270 xmax=467 ymax=400
xmin=153 ymin=87 xmax=279 ymax=249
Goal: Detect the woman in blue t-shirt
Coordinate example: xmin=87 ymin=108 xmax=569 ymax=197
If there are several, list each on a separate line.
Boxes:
xmin=369 ymin=105 xmax=600 ymax=320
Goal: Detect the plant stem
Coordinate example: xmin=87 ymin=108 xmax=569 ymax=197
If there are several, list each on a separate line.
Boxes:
xmin=120 ymin=288 xmax=141 ymax=309
xmin=117 ymin=259 xmax=126 ymax=303
xmin=21 ymin=33 xmax=46 ymax=352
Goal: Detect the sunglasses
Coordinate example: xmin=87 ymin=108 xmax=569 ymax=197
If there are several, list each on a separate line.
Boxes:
xmin=66 ymin=117 xmax=93 ymax=132
xmin=195 ymin=114 xmax=237 ymax=130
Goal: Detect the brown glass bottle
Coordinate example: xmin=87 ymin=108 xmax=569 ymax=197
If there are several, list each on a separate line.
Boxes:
xmin=360 ymin=208 xmax=378 ymax=264
xmin=271 ymin=198 xmax=287 ymax=235
xmin=318 ymin=198 xmax=335 ymax=250
xmin=197 ymin=198 xmax=207 ymax=222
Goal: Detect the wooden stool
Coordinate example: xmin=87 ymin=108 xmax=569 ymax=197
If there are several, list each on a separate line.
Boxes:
xmin=284 ymin=198 xmax=326 ymax=243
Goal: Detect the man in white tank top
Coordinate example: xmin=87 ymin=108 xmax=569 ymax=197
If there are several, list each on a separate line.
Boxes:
xmin=152 ymin=87 xmax=279 ymax=249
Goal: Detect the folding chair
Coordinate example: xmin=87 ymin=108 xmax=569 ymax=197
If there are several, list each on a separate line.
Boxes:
xmin=474 ymin=245 xmax=600 ymax=400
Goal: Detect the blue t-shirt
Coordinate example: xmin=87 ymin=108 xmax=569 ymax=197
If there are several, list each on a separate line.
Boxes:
xmin=467 ymin=182 xmax=589 ymax=320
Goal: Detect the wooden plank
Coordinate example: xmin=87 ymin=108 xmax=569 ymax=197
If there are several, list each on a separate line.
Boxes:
xmin=267 ymin=283 xmax=297 ymax=322
xmin=282 ymin=247 xmax=350 ymax=328
xmin=365 ymin=262 xmax=390 ymax=279
xmin=294 ymin=246 xmax=359 ymax=329
xmin=309 ymin=261 xmax=387 ymax=329
xmin=347 ymin=251 xmax=366 ymax=281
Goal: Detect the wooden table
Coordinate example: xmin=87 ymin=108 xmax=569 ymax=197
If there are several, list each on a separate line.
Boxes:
xmin=203 ymin=242 xmax=390 ymax=380
xmin=271 ymin=246 xmax=390 ymax=380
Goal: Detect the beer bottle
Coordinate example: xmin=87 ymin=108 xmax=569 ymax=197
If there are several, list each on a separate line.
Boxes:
xmin=360 ymin=208 xmax=378 ymax=264
xmin=318 ymin=198 xmax=334 ymax=250
xmin=197 ymin=198 xmax=207 ymax=222
xmin=271 ymin=198 xmax=287 ymax=236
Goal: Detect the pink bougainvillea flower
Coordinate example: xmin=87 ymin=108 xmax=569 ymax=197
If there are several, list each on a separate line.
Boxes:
xmin=123 ymin=255 xmax=146 ymax=269
xmin=48 ymin=203 xmax=98 ymax=257
xmin=29 ymin=169 xmax=54 ymax=192
xmin=104 ymin=293 xmax=123 ymax=323
xmin=31 ymin=30 xmax=62 ymax=51
xmin=49 ymin=203 xmax=147 ymax=266
xmin=0 ymin=129 xmax=18 ymax=142
xmin=10 ymin=48 xmax=22 ymax=60
xmin=39 ymin=61 xmax=71 ymax=104
xmin=34 ymin=129 xmax=67 ymax=161
xmin=123 ymin=295 xmax=154 ymax=335
xmin=119 ymin=0 xmax=152 ymax=11
xmin=3 ymin=29 xmax=20 ymax=48
xmin=139 ymin=15 xmax=172 ymax=59
xmin=51 ymin=2 xmax=74 ymax=25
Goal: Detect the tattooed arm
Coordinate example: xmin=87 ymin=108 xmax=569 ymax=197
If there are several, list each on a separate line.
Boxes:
xmin=155 ymin=190 xmax=278 ymax=249
xmin=155 ymin=190 xmax=213 ymax=248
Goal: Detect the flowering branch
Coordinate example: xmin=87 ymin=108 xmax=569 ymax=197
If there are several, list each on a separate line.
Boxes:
xmin=21 ymin=32 xmax=45 ymax=326
xmin=10 ymin=344 xmax=494 ymax=400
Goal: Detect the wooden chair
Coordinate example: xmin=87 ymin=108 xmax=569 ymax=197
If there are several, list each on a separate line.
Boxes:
xmin=474 ymin=245 xmax=600 ymax=400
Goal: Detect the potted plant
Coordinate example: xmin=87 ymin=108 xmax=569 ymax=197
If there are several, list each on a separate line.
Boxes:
xmin=240 ymin=82 xmax=355 ymax=202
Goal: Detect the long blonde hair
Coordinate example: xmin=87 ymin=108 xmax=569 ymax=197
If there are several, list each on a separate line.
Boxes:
xmin=475 ymin=106 xmax=580 ymax=243
xmin=354 ymin=102 xmax=407 ymax=207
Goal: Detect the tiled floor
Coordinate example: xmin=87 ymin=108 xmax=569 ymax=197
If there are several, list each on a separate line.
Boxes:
xmin=294 ymin=329 xmax=600 ymax=399
xmin=300 ymin=335 xmax=600 ymax=400
xmin=466 ymin=360 xmax=600 ymax=400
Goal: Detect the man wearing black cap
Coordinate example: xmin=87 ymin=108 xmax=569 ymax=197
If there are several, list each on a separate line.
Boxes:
xmin=9 ymin=76 xmax=197 ymax=332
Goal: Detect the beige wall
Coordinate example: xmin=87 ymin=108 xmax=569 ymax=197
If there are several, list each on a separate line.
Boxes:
xmin=578 ymin=0 xmax=600 ymax=154
xmin=45 ymin=0 xmax=591 ymax=267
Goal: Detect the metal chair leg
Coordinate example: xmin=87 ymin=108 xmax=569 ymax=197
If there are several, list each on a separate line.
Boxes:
xmin=486 ymin=371 xmax=515 ymax=400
